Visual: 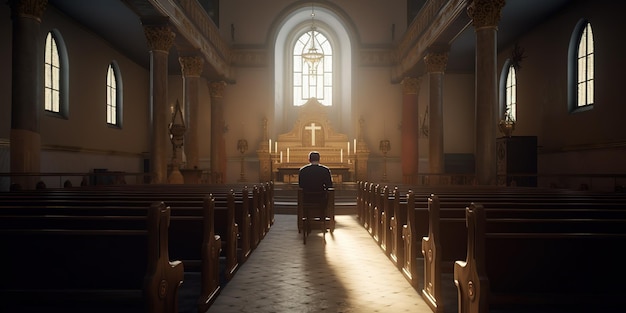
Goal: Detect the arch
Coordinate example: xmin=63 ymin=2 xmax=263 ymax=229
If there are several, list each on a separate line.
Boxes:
xmin=498 ymin=59 xmax=516 ymax=122
xmin=568 ymin=19 xmax=594 ymax=113
xmin=44 ymin=29 xmax=69 ymax=118
xmin=270 ymin=1 xmax=359 ymax=137
xmin=106 ymin=61 xmax=124 ymax=127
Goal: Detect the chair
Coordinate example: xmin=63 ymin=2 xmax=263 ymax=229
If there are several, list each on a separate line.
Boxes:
xmin=298 ymin=188 xmax=335 ymax=244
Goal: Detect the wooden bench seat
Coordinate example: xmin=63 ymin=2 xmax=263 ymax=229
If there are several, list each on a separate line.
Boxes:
xmin=357 ymin=181 xmax=626 ymax=313
xmin=455 ymin=203 xmax=626 ymax=313
xmin=0 ymin=202 xmax=183 ymax=313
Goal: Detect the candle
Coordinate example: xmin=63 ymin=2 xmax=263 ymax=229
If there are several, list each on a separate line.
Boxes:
xmin=348 ymin=142 xmax=350 ymax=155
xmin=287 ymin=148 xmax=290 ymax=163
xmin=275 ymin=142 xmax=278 ymax=154
xmin=354 ymin=139 xmax=357 ymax=153
xmin=280 ymin=151 xmax=283 ymax=163
xmin=340 ymin=149 xmax=343 ymax=163
xmin=269 ymin=139 xmax=272 ymax=153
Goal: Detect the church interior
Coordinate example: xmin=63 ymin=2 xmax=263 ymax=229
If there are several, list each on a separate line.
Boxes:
xmin=1 ymin=0 xmax=625 ymax=190
xmin=1 ymin=0 xmax=626 ymax=312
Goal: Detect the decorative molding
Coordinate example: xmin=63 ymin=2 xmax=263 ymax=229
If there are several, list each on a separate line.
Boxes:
xmin=401 ymin=77 xmax=421 ymax=95
xmin=10 ymin=0 xmax=48 ymax=22
xmin=42 ymin=145 xmax=144 ymax=157
xmin=424 ymin=52 xmax=449 ymax=73
xmin=208 ymin=81 xmax=227 ymax=98
xmin=467 ymin=0 xmax=505 ymax=29
xmin=557 ymin=141 xmax=626 ymax=152
xmin=359 ymin=48 xmax=397 ymax=67
xmin=392 ymin=0 xmax=469 ymax=82
xmin=230 ymin=49 xmax=268 ymax=67
xmin=179 ymin=56 xmax=204 ymax=76
xmin=143 ymin=25 xmax=175 ymax=52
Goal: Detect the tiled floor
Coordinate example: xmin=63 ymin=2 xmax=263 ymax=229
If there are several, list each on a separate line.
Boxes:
xmin=206 ymin=214 xmax=434 ymax=313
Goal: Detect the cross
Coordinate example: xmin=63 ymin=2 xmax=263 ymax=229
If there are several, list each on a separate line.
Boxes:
xmin=305 ymin=122 xmax=322 ymax=146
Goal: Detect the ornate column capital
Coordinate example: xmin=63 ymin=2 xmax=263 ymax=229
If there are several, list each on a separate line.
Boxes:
xmin=401 ymin=77 xmax=421 ymax=95
xmin=208 ymin=81 xmax=227 ymax=98
xmin=9 ymin=0 xmax=47 ymax=22
xmin=467 ymin=0 xmax=505 ymax=29
xmin=424 ymin=52 xmax=449 ymax=73
xmin=179 ymin=56 xmax=204 ymax=77
xmin=143 ymin=25 xmax=175 ymax=52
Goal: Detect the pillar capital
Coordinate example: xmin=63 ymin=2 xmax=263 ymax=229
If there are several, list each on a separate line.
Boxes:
xmin=401 ymin=77 xmax=421 ymax=95
xmin=467 ymin=0 xmax=505 ymax=29
xmin=143 ymin=25 xmax=175 ymax=52
xmin=179 ymin=56 xmax=204 ymax=77
xmin=208 ymin=81 xmax=227 ymax=98
xmin=9 ymin=0 xmax=47 ymax=22
xmin=424 ymin=52 xmax=449 ymax=73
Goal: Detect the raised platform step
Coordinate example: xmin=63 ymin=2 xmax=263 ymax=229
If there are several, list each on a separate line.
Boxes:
xmin=273 ymin=182 xmax=357 ymax=215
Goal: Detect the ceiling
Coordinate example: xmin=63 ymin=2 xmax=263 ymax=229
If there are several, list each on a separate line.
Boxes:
xmin=47 ymin=0 xmax=574 ymax=75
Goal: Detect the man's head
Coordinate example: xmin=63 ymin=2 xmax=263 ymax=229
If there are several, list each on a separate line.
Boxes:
xmin=308 ymin=151 xmax=321 ymax=164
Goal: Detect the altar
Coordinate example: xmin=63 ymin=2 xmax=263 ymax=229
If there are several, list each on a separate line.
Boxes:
xmin=277 ymin=167 xmax=352 ymax=184
xmin=256 ymin=98 xmax=369 ymax=183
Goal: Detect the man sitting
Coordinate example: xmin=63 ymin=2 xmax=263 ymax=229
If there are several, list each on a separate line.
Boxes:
xmin=298 ymin=151 xmax=333 ymax=203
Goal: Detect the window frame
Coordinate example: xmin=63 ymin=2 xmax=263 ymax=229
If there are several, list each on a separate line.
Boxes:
xmin=567 ymin=19 xmax=594 ymax=113
xmin=106 ymin=62 xmax=123 ymax=128
xmin=292 ymin=29 xmax=333 ymax=106
xmin=499 ymin=59 xmax=517 ymax=122
xmin=44 ymin=30 xmax=69 ymax=118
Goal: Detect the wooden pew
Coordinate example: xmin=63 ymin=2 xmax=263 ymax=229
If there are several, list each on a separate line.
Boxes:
xmin=0 ymin=202 xmax=184 ymax=313
xmin=454 ymin=203 xmax=626 ymax=313
xmin=390 ymin=186 xmax=406 ymax=269
xmin=401 ymin=190 xmax=422 ymax=289
xmin=358 ymin=181 xmax=626 ymax=313
xmin=167 ymin=195 xmax=222 ymax=312
xmin=421 ymin=195 xmax=462 ymax=313
xmin=0 ymin=183 xmax=272 ymax=312
xmin=378 ymin=186 xmax=393 ymax=257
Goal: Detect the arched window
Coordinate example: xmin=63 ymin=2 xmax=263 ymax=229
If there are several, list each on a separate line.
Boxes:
xmin=274 ymin=4 xmax=353 ymax=134
xmin=568 ymin=19 xmax=594 ymax=111
xmin=106 ymin=62 xmax=123 ymax=127
xmin=293 ymin=29 xmax=333 ymax=106
xmin=499 ymin=60 xmax=516 ymax=122
xmin=44 ymin=30 xmax=69 ymax=117
xmin=505 ymin=64 xmax=517 ymax=122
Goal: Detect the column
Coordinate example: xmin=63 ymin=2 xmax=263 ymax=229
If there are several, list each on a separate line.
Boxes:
xmin=10 ymin=0 xmax=48 ymax=190
xmin=209 ymin=81 xmax=227 ymax=184
xmin=179 ymin=55 xmax=204 ymax=170
xmin=400 ymin=77 xmax=421 ymax=184
xmin=424 ymin=51 xmax=449 ymax=184
xmin=468 ymin=0 xmax=505 ymax=185
xmin=143 ymin=23 xmax=175 ymax=184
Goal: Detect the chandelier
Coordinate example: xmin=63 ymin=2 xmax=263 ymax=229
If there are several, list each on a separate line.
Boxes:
xmin=301 ymin=3 xmax=324 ymax=70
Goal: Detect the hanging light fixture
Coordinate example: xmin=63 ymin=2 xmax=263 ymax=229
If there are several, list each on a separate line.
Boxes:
xmin=301 ymin=2 xmax=324 ymax=70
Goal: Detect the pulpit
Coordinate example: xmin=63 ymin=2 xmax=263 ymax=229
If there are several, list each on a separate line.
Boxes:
xmin=258 ymin=98 xmax=369 ymax=183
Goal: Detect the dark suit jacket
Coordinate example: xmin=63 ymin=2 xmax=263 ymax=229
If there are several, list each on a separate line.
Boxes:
xmin=299 ymin=163 xmax=333 ymax=202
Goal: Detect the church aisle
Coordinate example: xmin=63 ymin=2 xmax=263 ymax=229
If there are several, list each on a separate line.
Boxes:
xmin=205 ymin=214 xmax=434 ymax=313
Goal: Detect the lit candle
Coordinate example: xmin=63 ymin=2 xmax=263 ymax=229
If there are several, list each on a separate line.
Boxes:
xmin=280 ymin=151 xmax=283 ymax=163
xmin=269 ymin=139 xmax=272 ymax=153
xmin=287 ymin=148 xmax=290 ymax=163
xmin=275 ymin=142 xmax=278 ymax=154
xmin=340 ymin=149 xmax=343 ymax=163
xmin=354 ymin=139 xmax=357 ymax=153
